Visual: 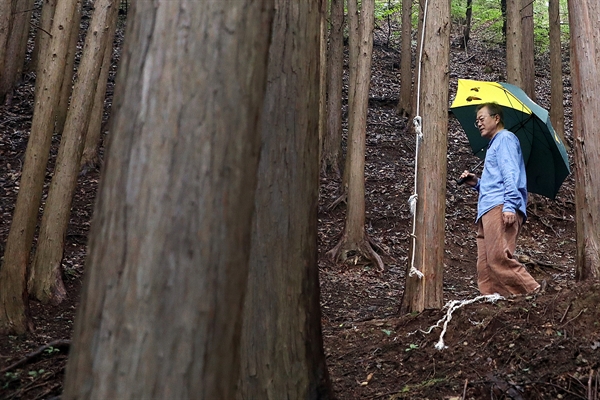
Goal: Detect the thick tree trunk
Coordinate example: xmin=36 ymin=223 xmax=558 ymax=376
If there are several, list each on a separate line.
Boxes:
xmin=55 ymin=0 xmax=82 ymax=135
xmin=549 ymin=0 xmax=566 ymax=147
xmin=0 ymin=0 xmax=34 ymax=102
xmin=505 ymin=0 xmax=523 ymax=88
xmin=397 ymin=0 xmax=412 ymax=117
xmin=29 ymin=0 xmax=119 ymax=305
xmin=0 ymin=0 xmax=79 ymax=335
xmin=238 ymin=2 xmax=331 ymax=398
xmin=329 ymin=0 xmax=382 ymax=270
xmin=30 ymin=0 xmax=57 ymax=73
xmin=62 ymin=1 xmax=274 ymax=398
xmin=568 ymin=0 xmax=600 ymax=280
xmin=322 ymin=0 xmax=343 ymax=177
xmin=520 ymin=0 xmax=535 ymax=100
xmin=400 ymin=0 xmax=449 ymax=314
xmin=81 ymin=4 xmax=119 ymax=170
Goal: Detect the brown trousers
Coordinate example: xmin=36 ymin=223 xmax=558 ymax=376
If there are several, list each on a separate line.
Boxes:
xmin=476 ymin=205 xmax=539 ymax=296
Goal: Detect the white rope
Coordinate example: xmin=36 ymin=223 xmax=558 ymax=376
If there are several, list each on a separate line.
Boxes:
xmin=407 ymin=0 xmax=429 ymax=279
xmin=418 ymin=294 xmax=504 ymax=350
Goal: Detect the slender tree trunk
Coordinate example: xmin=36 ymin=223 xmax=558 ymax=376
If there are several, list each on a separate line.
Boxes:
xmin=55 ymin=0 xmax=82 ymax=135
xmin=461 ymin=0 xmax=473 ymax=49
xmin=238 ymin=2 xmax=331 ymax=398
xmin=0 ymin=0 xmax=79 ymax=335
xmin=549 ymin=0 xmax=566 ymax=147
xmin=342 ymin=0 xmax=360 ymax=192
xmin=506 ymin=0 xmax=523 ymax=88
xmin=62 ymin=1 xmax=274 ymax=398
xmin=329 ymin=0 xmax=383 ymax=270
xmin=0 ymin=0 xmax=13 ymax=96
xmin=521 ymin=0 xmax=535 ymax=100
xmin=30 ymin=0 xmax=57 ymax=73
xmin=81 ymin=4 xmax=119 ymax=170
xmin=400 ymin=0 xmax=449 ymax=314
xmin=0 ymin=0 xmax=34 ymax=102
xmin=396 ymin=0 xmax=412 ymax=117
xmin=29 ymin=0 xmax=119 ymax=305
xmin=318 ymin=0 xmax=327 ymax=165
xmin=568 ymin=0 xmax=600 ymax=280
xmin=322 ymin=0 xmax=343 ymax=177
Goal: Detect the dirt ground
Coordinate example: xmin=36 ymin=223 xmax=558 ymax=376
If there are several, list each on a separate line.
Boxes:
xmin=1 ymin=13 xmax=598 ymax=400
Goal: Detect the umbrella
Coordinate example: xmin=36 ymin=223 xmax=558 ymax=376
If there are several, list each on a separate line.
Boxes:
xmin=450 ymin=79 xmax=570 ymax=199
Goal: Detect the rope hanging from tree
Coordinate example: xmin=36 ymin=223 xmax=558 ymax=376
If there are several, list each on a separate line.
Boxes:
xmin=408 ymin=0 xmax=430 ymax=279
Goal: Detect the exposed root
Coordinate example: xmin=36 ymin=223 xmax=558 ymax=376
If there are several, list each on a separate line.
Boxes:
xmin=327 ymin=231 xmax=385 ymax=271
xmin=515 ymin=254 xmax=566 ymax=272
xmin=327 ymin=192 xmax=347 ymax=211
xmin=0 ymin=339 xmax=70 ymax=374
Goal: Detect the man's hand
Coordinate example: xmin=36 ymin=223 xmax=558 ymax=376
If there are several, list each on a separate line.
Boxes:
xmin=502 ymin=211 xmax=516 ymax=226
xmin=459 ymin=170 xmax=478 ymax=187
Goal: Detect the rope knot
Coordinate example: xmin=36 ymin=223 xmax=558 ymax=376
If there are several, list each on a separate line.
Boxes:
xmin=413 ymin=116 xmax=423 ymax=139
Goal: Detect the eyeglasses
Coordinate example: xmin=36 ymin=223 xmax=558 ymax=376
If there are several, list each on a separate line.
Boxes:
xmin=474 ymin=114 xmax=497 ymax=128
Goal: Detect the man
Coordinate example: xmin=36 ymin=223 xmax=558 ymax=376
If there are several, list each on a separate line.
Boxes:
xmin=460 ymin=102 xmax=540 ymax=296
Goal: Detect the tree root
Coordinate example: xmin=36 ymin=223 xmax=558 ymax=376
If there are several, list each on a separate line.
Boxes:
xmin=514 ymin=254 xmax=565 ymax=272
xmin=0 ymin=339 xmax=70 ymax=374
xmin=327 ymin=232 xmax=385 ymax=271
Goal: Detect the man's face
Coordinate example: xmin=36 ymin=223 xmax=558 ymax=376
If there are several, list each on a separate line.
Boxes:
xmin=475 ymin=107 xmax=499 ymax=139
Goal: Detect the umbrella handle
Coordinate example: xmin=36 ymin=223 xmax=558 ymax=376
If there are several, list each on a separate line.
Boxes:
xmin=456 ymin=176 xmax=467 ymax=185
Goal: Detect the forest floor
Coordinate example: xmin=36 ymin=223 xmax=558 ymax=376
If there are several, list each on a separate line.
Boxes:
xmin=1 ymin=14 xmax=598 ymax=400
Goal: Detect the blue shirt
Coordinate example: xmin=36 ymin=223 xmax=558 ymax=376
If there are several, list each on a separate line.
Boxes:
xmin=474 ymin=129 xmax=527 ymax=222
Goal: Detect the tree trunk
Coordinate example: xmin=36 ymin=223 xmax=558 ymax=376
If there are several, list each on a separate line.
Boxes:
xmin=549 ymin=0 xmax=566 ymax=147
xmin=520 ymin=0 xmax=535 ymax=100
xmin=0 ymin=0 xmax=34 ymax=102
xmin=329 ymin=0 xmax=383 ymax=270
xmin=0 ymin=0 xmax=12 ymax=96
xmin=400 ymin=0 xmax=449 ymax=314
xmin=568 ymin=0 xmax=600 ymax=280
xmin=30 ymin=0 xmax=57 ymax=73
xmin=396 ymin=0 xmax=412 ymax=117
xmin=322 ymin=0 xmax=343 ymax=177
xmin=238 ymin=2 xmax=331 ymax=398
xmin=461 ymin=0 xmax=473 ymax=49
xmin=342 ymin=0 xmax=360 ymax=192
xmin=55 ymin=0 xmax=82 ymax=135
xmin=505 ymin=0 xmax=523 ymax=88
xmin=318 ymin=0 xmax=327 ymax=165
xmin=62 ymin=1 xmax=274 ymax=398
xmin=81 ymin=3 xmax=119 ymax=170
xmin=29 ymin=0 xmax=119 ymax=305
xmin=0 ymin=0 xmax=79 ymax=335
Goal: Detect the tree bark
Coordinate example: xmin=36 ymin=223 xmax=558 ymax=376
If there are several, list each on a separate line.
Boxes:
xmin=30 ymin=0 xmax=57 ymax=73
xmin=461 ymin=0 xmax=473 ymax=49
xmin=62 ymin=1 xmax=274 ymax=398
xmin=397 ymin=0 xmax=412 ymax=117
xmin=400 ymin=0 xmax=449 ymax=314
xmin=29 ymin=0 xmax=119 ymax=305
xmin=520 ymin=0 xmax=535 ymax=100
xmin=0 ymin=0 xmax=79 ymax=335
xmin=329 ymin=0 xmax=383 ymax=270
xmin=549 ymin=0 xmax=566 ymax=147
xmin=342 ymin=0 xmax=360 ymax=192
xmin=0 ymin=0 xmax=12 ymax=96
xmin=80 ymin=3 xmax=119 ymax=170
xmin=322 ymin=0 xmax=343 ymax=177
xmin=0 ymin=0 xmax=34 ymax=102
xmin=55 ymin=0 xmax=82 ymax=135
xmin=238 ymin=2 xmax=331 ymax=398
xmin=505 ymin=0 xmax=523 ymax=88
xmin=568 ymin=0 xmax=600 ymax=280
xmin=318 ymin=0 xmax=327 ymax=165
